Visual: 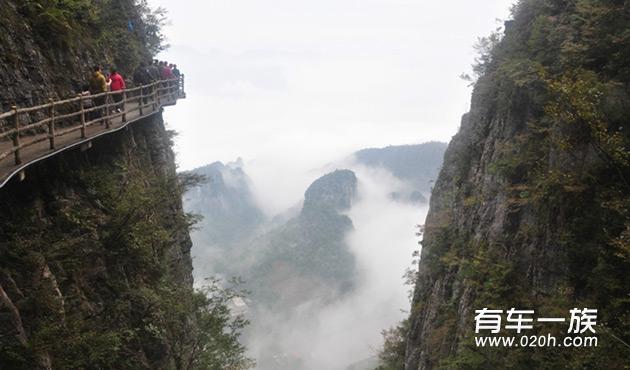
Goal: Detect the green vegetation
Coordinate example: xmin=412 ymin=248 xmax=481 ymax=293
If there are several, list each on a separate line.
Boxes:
xmin=0 ymin=1 xmax=256 ymax=368
xmin=16 ymin=0 xmax=167 ymax=73
xmin=186 ymin=280 xmax=255 ymax=370
xmin=448 ymin=0 xmax=629 ymax=367
xmin=377 ymin=320 xmax=409 ymax=370
xmin=398 ymin=0 xmax=629 ymax=368
xmin=0 ymin=127 xmax=253 ymax=369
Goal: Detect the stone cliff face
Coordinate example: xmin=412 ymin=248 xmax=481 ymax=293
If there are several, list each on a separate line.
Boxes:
xmin=0 ymin=114 xmax=195 ymax=369
xmin=0 ymin=0 xmax=155 ymax=110
xmin=404 ymin=1 xmax=629 ymax=369
xmin=0 ymin=1 xmax=197 ymax=368
xmin=0 ymin=0 xmax=87 ymax=109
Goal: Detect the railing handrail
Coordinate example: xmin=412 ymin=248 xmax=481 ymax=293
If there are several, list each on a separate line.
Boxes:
xmin=2 ymin=79 xmax=177 ymax=116
xmin=0 ymin=75 xmax=185 ymax=176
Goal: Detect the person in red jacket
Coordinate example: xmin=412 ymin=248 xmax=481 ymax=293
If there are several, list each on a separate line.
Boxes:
xmin=108 ymin=68 xmax=126 ymax=113
xmin=160 ymin=61 xmax=175 ymax=80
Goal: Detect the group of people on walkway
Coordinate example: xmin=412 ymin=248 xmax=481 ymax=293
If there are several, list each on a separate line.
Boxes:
xmin=131 ymin=60 xmax=181 ymax=87
xmin=86 ymin=60 xmax=181 ymax=119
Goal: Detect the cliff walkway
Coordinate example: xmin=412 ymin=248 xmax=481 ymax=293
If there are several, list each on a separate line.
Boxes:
xmin=0 ymin=76 xmax=185 ymax=188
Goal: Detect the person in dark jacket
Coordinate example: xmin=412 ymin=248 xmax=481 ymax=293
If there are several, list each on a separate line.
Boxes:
xmin=133 ymin=62 xmax=151 ymax=104
xmin=133 ymin=62 xmax=150 ymax=85
xmin=148 ymin=59 xmax=160 ymax=82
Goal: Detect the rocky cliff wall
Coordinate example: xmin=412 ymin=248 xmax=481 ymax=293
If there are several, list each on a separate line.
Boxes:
xmin=0 ymin=0 xmax=156 ymax=111
xmin=404 ymin=0 xmax=629 ymax=368
xmin=0 ymin=1 xmax=198 ymax=368
xmin=0 ymin=114 xmax=196 ymax=369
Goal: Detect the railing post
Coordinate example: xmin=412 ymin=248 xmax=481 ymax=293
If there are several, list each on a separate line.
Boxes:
xmin=122 ymin=90 xmax=127 ymax=123
xmin=48 ymin=99 xmax=55 ymax=149
xmin=139 ymin=86 xmax=143 ymax=116
xmin=157 ymin=81 xmax=161 ymax=106
xmin=181 ymin=74 xmax=185 ymax=97
xmin=12 ymin=106 xmax=21 ymax=165
xmin=79 ymin=94 xmax=86 ymax=138
xmin=152 ymin=83 xmax=157 ymax=111
xmin=105 ymin=92 xmax=111 ymax=129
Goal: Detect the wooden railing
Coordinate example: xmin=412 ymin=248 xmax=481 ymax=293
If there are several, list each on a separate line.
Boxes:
xmin=0 ymin=75 xmax=185 ymax=167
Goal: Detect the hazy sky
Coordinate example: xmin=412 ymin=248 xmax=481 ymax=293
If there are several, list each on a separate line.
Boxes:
xmin=149 ymin=0 xmax=513 ymax=172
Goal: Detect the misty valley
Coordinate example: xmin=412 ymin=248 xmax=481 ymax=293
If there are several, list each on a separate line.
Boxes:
xmin=1 ymin=0 xmax=628 ymax=369
xmin=183 ymin=143 xmax=446 ymax=369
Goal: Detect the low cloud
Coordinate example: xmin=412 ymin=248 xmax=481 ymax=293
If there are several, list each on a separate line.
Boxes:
xmin=243 ymin=164 xmax=427 ymax=369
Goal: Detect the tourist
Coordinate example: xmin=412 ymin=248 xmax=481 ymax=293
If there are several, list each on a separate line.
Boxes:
xmin=88 ymin=66 xmax=107 ymax=119
xmin=133 ymin=62 xmax=151 ymax=104
xmin=108 ymin=68 xmax=126 ymax=113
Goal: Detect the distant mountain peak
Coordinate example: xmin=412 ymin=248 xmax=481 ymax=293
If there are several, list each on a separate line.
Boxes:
xmin=303 ymin=169 xmax=357 ymax=214
xmin=352 ymin=142 xmax=447 ymax=196
xmin=185 ymin=160 xmax=263 ymax=250
xmin=227 ymin=157 xmax=244 ymax=169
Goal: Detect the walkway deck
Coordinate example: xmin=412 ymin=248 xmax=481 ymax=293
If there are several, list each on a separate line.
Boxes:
xmin=0 ymin=78 xmax=184 ymax=188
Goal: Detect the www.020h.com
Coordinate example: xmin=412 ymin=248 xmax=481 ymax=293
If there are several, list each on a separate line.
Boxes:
xmin=475 ymin=334 xmax=598 ymax=348
xmin=473 ymin=307 xmax=598 ymax=348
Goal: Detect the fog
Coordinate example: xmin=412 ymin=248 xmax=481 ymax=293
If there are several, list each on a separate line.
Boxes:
xmin=242 ymin=164 xmax=426 ymax=369
xmin=149 ymin=0 xmax=512 ymax=172
xmin=150 ymin=0 xmax=513 ymax=367
xmin=184 ymin=154 xmax=428 ymax=367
